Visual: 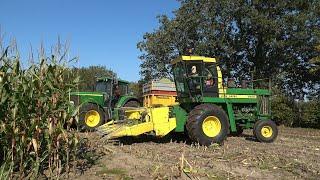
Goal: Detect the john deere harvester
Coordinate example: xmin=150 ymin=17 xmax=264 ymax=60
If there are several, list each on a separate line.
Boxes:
xmin=70 ymin=76 xmax=140 ymax=130
xmin=98 ymin=56 xmax=278 ymax=145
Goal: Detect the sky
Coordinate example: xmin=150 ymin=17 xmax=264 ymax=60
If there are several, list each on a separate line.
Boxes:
xmin=0 ymin=0 xmax=180 ymax=81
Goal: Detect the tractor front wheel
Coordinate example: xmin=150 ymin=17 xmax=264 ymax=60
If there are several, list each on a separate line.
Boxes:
xmin=253 ymin=120 xmax=278 ymax=143
xmin=186 ymin=104 xmax=229 ymax=146
xmin=79 ymin=103 xmax=105 ymax=131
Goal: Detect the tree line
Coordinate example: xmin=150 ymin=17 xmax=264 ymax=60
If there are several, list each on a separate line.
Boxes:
xmin=60 ymin=0 xmax=320 ymax=129
xmin=137 ymin=0 xmax=320 ymax=128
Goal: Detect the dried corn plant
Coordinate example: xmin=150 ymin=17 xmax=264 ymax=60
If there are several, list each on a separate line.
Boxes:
xmin=0 ymin=40 xmax=80 ymax=179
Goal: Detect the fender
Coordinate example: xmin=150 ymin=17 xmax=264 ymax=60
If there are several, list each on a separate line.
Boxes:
xmin=116 ymin=95 xmax=140 ymax=108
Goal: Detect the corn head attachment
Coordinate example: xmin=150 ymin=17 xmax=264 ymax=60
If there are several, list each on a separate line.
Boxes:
xmin=96 ymin=106 xmax=176 ymax=139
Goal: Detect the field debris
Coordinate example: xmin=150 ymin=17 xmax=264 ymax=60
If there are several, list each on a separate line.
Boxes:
xmin=69 ymin=126 xmax=320 ymax=179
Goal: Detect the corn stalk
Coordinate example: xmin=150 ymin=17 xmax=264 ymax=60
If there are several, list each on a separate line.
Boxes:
xmin=0 ymin=41 xmax=79 ymax=179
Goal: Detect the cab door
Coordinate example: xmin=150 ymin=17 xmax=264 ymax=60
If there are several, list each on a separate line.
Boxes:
xmin=203 ymin=63 xmax=218 ymax=97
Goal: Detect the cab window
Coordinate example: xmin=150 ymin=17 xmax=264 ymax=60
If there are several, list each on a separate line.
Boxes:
xmin=203 ymin=63 xmax=217 ymax=87
xmin=118 ymin=83 xmax=128 ymax=95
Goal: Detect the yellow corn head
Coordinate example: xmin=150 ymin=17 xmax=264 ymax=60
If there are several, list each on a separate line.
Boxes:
xmin=97 ymin=106 xmax=176 ymax=139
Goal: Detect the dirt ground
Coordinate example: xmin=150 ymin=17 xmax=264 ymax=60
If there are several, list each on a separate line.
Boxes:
xmin=69 ymin=126 xmax=320 ymax=179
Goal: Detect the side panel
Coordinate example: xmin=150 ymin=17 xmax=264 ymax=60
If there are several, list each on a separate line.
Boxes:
xmin=226 ymin=88 xmax=270 ymax=96
xmin=70 ymin=92 xmax=104 ymax=107
xmin=80 ymin=95 xmax=104 ymax=106
xmin=172 ymin=105 xmax=188 ymax=132
xmin=202 ymin=97 xmax=258 ymax=104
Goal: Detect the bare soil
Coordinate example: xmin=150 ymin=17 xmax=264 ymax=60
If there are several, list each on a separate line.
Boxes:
xmin=68 ymin=126 xmax=320 ymax=179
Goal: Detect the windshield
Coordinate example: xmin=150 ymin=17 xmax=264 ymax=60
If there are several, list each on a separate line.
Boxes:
xmin=95 ymin=81 xmax=111 ymax=94
xmin=173 ymin=62 xmax=189 ymax=97
xmin=185 ymin=62 xmax=204 ymax=95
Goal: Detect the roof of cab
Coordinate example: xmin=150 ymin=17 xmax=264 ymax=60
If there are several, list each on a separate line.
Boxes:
xmin=96 ymin=76 xmax=130 ymax=84
xmin=171 ymin=55 xmax=216 ymax=65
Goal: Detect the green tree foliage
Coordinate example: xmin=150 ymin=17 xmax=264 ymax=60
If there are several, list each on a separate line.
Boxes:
xmin=300 ymin=100 xmax=320 ymax=128
xmin=310 ymin=45 xmax=320 ymax=74
xmin=128 ymin=81 xmax=144 ymax=99
xmin=271 ymin=87 xmax=320 ymax=128
xmin=271 ymin=88 xmax=296 ymax=126
xmin=309 ymin=45 xmax=320 ymax=98
xmin=138 ymin=0 xmax=320 ymax=99
xmin=72 ymin=65 xmax=115 ymax=91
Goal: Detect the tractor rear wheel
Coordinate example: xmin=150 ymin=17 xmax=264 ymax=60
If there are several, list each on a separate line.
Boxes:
xmin=253 ymin=120 xmax=278 ymax=143
xmin=123 ymin=100 xmax=140 ymax=107
xmin=186 ymin=104 xmax=229 ymax=146
xmin=79 ymin=103 xmax=105 ymax=131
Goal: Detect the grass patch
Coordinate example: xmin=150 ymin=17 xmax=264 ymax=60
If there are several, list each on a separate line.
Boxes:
xmin=96 ymin=165 xmax=127 ymax=176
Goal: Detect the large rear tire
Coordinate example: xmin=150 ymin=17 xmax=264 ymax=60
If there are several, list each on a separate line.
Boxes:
xmin=186 ymin=104 xmax=229 ymax=146
xmin=79 ymin=103 xmax=105 ymax=131
xmin=123 ymin=100 xmax=140 ymax=107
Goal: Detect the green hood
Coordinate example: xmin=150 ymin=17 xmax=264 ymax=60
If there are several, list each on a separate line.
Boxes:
xmin=70 ymin=91 xmax=105 ymax=107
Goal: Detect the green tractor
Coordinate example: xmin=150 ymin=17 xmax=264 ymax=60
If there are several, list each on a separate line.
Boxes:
xmin=98 ymin=55 xmax=278 ymax=146
xmin=170 ymin=56 xmax=278 ymax=145
xmin=70 ymin=76 xmax=140 ymax=130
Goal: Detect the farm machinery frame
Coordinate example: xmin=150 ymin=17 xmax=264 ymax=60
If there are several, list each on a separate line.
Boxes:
xmin=98 ymin=56 xmax=278 ymax=145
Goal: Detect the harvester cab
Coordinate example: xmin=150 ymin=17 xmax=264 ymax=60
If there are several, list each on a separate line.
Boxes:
xmin=97 ymin=55 xmax=278 ymax=146
xmin=172 ymin=56 xmax=221 ymax=100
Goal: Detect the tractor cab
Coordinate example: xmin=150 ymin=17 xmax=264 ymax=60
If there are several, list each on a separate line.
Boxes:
xmin=172 ymin=56 xmax=221 ymax=101
xmin=95 ymin=77 xmax=130 ymax=107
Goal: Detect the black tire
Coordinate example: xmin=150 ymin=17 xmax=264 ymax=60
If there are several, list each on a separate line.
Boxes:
xmin=123 ymin=100 xmax=140 ymax=107
xmin=253 ymin=120 xmax=260 ymax=137
xmin=79 ymin=103 xmax=105 ymax=131
xmin=230 ymin=125 xmax=244 ymax=136
xmin=0 ymin=149 xmax=3 ymax=163
xmin=253 ymin=119 xmax=268 ymax=138
xmin=253 ymin=120 xmax=278 ymax=143
xmin=186 ymin=104 xmax=229 ymax=146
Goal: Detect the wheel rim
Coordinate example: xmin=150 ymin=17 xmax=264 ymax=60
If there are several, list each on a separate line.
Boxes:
xmin=85 ymin=110 xmax=101 ymax=127
xmin=202 ymin=116 xmax=221 ymax=137
xmin=261 ymin=126 xmax=273 ymax=138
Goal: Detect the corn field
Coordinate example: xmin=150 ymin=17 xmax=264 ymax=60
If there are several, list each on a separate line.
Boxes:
xmin=0 ymin=41 xmax=80 ymax=179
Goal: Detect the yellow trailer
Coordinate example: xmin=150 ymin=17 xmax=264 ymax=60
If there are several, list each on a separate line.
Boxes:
xmin=142 ymin=78 xmax=178 ymax=107
xmin=143 ymin=94 xmax=177 ymax=107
